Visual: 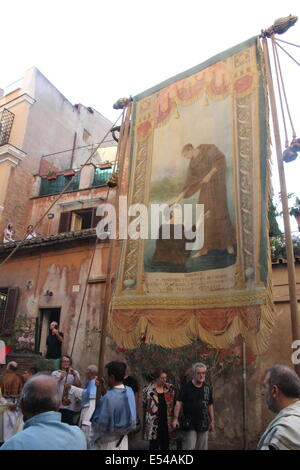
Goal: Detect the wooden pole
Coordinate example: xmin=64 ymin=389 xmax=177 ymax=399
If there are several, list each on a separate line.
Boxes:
xmin=262 ymin=37 xmax=300 ymax=376
xmin=96 ymin=103 xmax=132 ymax=400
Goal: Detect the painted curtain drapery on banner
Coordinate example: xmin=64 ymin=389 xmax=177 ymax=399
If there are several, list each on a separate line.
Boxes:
xmin=111 ymin=36 xmax=276 ymax=354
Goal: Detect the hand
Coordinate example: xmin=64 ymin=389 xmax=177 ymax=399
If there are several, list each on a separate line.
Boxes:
xmin=69 ymin=368 xmax=76 ymax=376
xmin=60 ymin=371 xmax=67 ymax=380
xmin=201 ymin=173 xmax=211 ymax=185
xmin=209 ymin=421 xmax=215 ymax=432
xmin=172 ymin=417 xmax=179 ymax=430
xmin=9 ymin=403 xmax=17 ymax=411
xmin=169 ymin=199 xmax=179 ymax=207
xmin=53 ymin=328 xmax=59 ymax=336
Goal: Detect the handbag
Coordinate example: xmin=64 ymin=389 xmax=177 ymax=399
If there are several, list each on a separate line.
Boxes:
xmin=179 ymin=414 xmax=192 ymax=431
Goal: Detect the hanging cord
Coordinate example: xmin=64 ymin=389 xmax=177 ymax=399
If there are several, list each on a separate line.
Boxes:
xmin=69 ymin=236 xmax=99 ymax=359
xmin=272 ymin=37 xmax=297 ymax=140
xmin=271 ymin=36 xmax=290 ymax=147
xmin=0 ymin=112 xmax=123 ymax=268
xmin=274 ymin=39 xmax=300 ymax=68
xmin=274 ymin=37 xmax=300 ymax=49
xmin=69 ymin=108 xmax=126 ymax=358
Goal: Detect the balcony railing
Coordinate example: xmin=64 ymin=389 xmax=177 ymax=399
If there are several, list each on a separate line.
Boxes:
xmin=0 ymin=109 xmax=15 ymax=146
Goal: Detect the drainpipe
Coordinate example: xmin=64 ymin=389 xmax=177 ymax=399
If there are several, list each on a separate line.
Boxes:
xmin=70 ymin=132 xmax=77 ymax=169
xmin=242 ymin=339 xmax=248 ymax=449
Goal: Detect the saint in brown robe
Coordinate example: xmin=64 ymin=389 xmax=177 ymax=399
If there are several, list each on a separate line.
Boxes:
xmin=181 ymin=144 xmax=236 ymax=256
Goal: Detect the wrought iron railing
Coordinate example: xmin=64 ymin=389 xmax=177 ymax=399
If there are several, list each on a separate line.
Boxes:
xmin=0 ymin=108 xmax=15 ymax=146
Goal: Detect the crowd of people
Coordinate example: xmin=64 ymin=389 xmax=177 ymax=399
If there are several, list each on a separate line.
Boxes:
xmin=1 ymin=322 xmax=300 ymax=451
xmin=3 ymin=224 xmax=37 ymax=244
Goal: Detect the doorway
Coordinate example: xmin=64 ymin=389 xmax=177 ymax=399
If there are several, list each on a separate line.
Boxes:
xmin=36 ymin=308 xmax=61 ymax=354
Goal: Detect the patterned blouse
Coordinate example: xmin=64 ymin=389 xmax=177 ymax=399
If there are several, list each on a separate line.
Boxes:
xmin=142 ymin=381 xmax=175 ymax=441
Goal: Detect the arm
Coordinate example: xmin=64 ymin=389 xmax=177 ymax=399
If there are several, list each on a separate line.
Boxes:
xmin=71 ymin=370 xmax=82 ymax=387
xmin=201 ymin=167 xmax=218 ymax=184
xmin=135 ymin=392 xmax=140 ymax=421
xmin=53 ymin=329 xmax=64 ymax=343
xmin=172 ymin=401 xmax=182 ymax=429
xmin=208 ymin=404 xmax=215 ymax=432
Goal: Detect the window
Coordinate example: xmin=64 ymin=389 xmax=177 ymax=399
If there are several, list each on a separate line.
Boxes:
xmin=92 ymin=166 xmax=114 ymax=187
xmin=0 ymin=287 xmax=19 ymax=335
xmin=83 ymin=129 xmax=91 ymax=142
xmin=40 ymin=173 xmax=80 ymax=196
xmin=58 ymin=207 xmax=101 ymax=233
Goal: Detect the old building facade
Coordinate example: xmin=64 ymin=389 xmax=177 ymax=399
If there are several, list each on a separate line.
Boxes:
xmin=0 ymin=67 xmax=120 ymax=374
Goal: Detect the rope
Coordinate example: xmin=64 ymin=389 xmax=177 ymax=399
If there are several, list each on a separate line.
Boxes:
xmin=70 ymin=236 xmax=99 ymax=358
xmin=68 ymin=107 xmax=126 ymax=360
xmin=0 ymin=112 xmax=123 ymax=268
xmin=41 ymin=138 xmax=115 ymax=158
xmin=274 ymin=39 xmax=300 ymax=67
xmin=272 ymin=38 xmax=297 ymax=139
xmin=274 ymin=37 xmax=300 ymax=48
xmin=271 ymin=37 xmax=289 ymax=147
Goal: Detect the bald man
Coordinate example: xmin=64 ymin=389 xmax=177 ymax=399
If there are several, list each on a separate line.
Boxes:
xmin=258 ymin=364 xmax=300 ymax=450
xmin=0 ymin=375 xmax=86 ymax=450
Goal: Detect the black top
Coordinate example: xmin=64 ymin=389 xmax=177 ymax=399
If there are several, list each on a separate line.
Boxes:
xmin=123 ymin=375 xmax=139 ymax=394
xmin=178 ymin=380 xmax=213 ymax=432
xmin=46 ymin=332 xmax=64 ymax=359
xmin=157 ymin=392 xmax=168 ymax=432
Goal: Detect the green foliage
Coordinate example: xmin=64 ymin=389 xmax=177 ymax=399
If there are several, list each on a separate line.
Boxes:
xmin=30 ymin=356 xmax=57 ymax=373
xmin=268 ymin=197 xmax=282 ymax=237
xmin=149 ymin=177 xmax=184 ymax=202
xmin=289 ymin=196 xmax=300 ymax=217
xmin=116 ymin=339 xmax=241 ymax=387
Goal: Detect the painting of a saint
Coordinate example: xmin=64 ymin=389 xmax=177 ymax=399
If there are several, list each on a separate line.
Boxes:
xmin=169 ymin=143 xmax=236 ymax=258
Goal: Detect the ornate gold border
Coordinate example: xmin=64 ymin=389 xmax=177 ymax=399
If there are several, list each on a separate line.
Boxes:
xmin=116 ymin=44 xmax=265 ymax=308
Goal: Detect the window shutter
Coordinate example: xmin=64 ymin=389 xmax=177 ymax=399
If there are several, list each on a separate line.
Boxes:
xmin=1 ymin=287 xmax=19 ymax=335
xmin=58 ymin=211 xmax=71 ymax=233
xmin=92 ymin=207 xmax=102 ymax=228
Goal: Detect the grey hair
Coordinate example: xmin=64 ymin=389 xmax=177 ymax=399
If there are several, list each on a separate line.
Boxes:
xmin=192 ymin=362 xmax=207 ymax=374
xmin=7 ymin=361 xmax=17 ymax=370
xmin=87 ymin=364 xmax=98 ymax=376
xmin=21 ymin=375 xmax=60 ymax=416
xmin=266 ymin=364 xmax=300 ymax=398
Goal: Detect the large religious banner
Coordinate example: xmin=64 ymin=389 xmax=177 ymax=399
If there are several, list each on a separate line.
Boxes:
xmin=110 ymin=36 xmax=276 ymax=353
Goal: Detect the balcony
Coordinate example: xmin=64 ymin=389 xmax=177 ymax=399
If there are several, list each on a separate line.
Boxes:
xmin=0 ymin=108 xmax=14 ymax=146
xmin=0 ymin=108 xmax=26 ymax=166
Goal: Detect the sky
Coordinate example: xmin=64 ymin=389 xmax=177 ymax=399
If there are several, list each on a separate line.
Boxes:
xmin=1 ymin=0 xmax=300 ymax=229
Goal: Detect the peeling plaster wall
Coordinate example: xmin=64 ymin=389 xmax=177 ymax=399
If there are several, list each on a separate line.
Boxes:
xmin=0 ymin=241 xmax=121 ymax=377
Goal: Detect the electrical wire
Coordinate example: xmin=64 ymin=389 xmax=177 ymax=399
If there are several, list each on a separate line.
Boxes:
xmin=0 ymin=111 xmax=123 ymax=268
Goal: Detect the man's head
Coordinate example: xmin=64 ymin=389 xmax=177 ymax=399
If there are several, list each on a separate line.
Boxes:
xmin=50 ymin=321 xmax=58 ymax=331
xmin=192 ymin=362 xmax=207 ymax=386
xmin=23 ymin=367 xmax=38 ymax=382
xmin=262 ymin=364 xmax=300 ymax=414
xmin=105 ymin=361 xmax=125 ymax=388
xmin=7 ymin=361 xmax=18 ymax=372
xmin=20 ymin=375 xmax=60 ymax=421
xmin=86 ymin=364 xmax=98 ymax=380
xmin=60 ymin=355 xmax=72 ymax=370
xmin=181 ymin=143 xmax=196 ymax=160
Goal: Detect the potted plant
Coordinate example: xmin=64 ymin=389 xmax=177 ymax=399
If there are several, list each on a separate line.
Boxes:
xmin=47 ymin=169 xmax=57 ymax=180
xmin=100 ymin=160 xmax=112 ymax=170
xmin=63 ymin=169 xmax=75 ymax=176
